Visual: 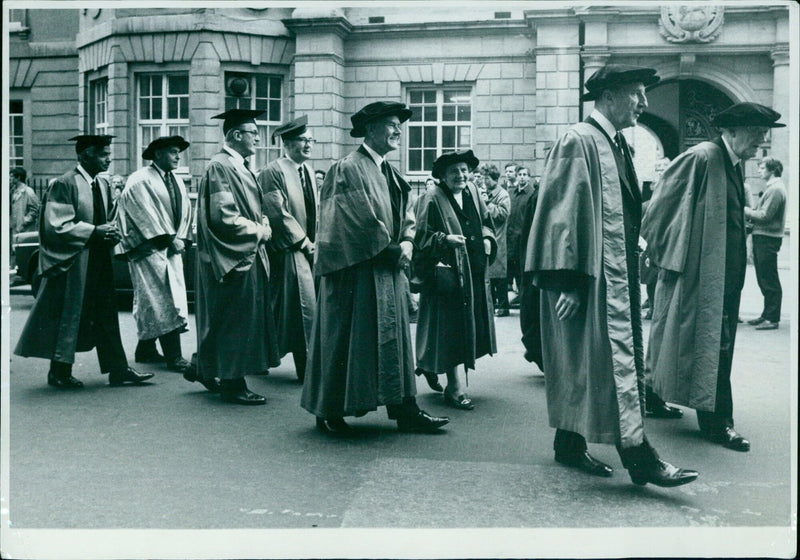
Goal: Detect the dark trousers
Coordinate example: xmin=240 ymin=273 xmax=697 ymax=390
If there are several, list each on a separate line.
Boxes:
xmin=697 ymin=288 xmax=741 ymax=433
xmin=507 ymin=255 xmax=521 ymax=293
xmin=490 ymin=278 xmax=509 ymax=310
xmin=752 ymin=234 xmax=782 ymax=323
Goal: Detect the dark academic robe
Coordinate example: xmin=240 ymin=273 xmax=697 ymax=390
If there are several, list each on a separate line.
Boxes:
xmin=195 ymin=150 xmax=280 ymax=381
xmin=301 ymin=146 xmax=416 ymax=418
xmin=114 ymin=165 xmax=193 ymax=340
xmin=413 ymin=183 xmax=497 ymax=373
xmin=258 ymin=157 xmax=318 ymax=358
xmin=15 ymin=168 xmax=127 ymax=372
xmin=518 ymin=181 xmax=543 ymax=371
xmin=642 ymin=138 xmax=746 ymax=420
xmin=525 ymin=119 xmax=645 ymax=448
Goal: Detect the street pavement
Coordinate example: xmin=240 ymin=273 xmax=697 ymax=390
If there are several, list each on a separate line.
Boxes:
xmin=1 ymin=264 xmax=795 ymax=557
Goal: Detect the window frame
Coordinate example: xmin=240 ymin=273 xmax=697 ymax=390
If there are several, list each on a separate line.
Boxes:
xmin=89 ymin=78 xmax=109 ymax=135
xmin=136 ymin=72 xmax=191 ymax=175
xmin=223 ymin=71 xmax=285 ymax=170
xmin=405 ymin=85 xmax=474 ymax=177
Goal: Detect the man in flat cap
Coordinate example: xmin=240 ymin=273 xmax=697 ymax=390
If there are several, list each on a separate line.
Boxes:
xmin=643 ymin=102 xmax=785 ymax=452
xmin=114 ymin=136 xmax=194 ymax=374
xmin=192 ymin=109 xmax=280 ymax=404
xmin=257 ymin=116 xmax=318 ymax=382
xmin=301 ymin=100 xmax=449 ymax=434
xmin=15 ymin=135 xmax=154 ymax=388
xmin=525 ymin=65 xmax=697 ymax=487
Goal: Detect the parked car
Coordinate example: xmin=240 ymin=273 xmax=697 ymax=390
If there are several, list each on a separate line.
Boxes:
xmin=12 ymin=194 xmax=198 ymax=310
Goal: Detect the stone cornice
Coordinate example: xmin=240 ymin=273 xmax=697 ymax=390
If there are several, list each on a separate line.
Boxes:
xmin=9 ymin=41 xmax=77 ymax=59
xmin=350 ymin=19 xmax=527 ymax=38
xmin=293 ymin=52 xmax=346 ymax=66
xmin=283 ymin=16 xmax=353 ymax=39
xmin=597 ymin=43 xmax=785 ymax=57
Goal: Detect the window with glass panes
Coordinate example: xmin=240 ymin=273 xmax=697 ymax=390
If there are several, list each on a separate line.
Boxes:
xmin=90 ymin=79 xmax=108 ymax=135
xmin=9 ymin=100 xmax=24 ymax=168
xmin=407 ymin=88 xmax=472 ymax=174
xmin=224 ymin=72 xmax=283 ymax=169
xmin=137 ymin=73 xmax=190 ymax=170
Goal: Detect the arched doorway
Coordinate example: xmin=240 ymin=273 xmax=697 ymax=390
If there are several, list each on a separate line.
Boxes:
xmin=627 ymin=78 xmax=735 ymax=197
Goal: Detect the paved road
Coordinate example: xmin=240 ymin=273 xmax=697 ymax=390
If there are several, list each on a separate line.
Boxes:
xmin=1 ymin=264 xmax=795 ymax=557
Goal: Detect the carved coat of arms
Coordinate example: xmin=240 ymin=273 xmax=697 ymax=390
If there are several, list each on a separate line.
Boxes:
xmin=659 ymin=6 xmax=724 ymax=43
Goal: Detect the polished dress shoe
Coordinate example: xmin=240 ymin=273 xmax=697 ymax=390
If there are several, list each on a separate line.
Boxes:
xmin=397 ymin=409 xmax=449 ymax=433
xmin=166 ymin=357 xmax=193 ymax=373
xmin=755 ymin=321 xmax=779 ymax=330
xmin=443 ymin=390 xmax=474 ymax=410
xmin=415 ymin=367 xmax=444 ymax=392
xmin=628 ymin=460 xmax=698 ymax=487
xmin=182 ymin=370 xmax=222 ymax=393
xmin=509 ymin=295 xmax=521 ymax=309
xmin=108 ymin=367 xmax=154 ymax=386
xmin=747 ymin=316 xmax=766 ymax=325
xmin=220 ymin=389 xmax=266 ymax=405
xmin=645 ymin=401 xmax=683 ymax=419
xmin=316 ymin=417 xmax=351 ymax=434
xmin=47 ymin=372 xmax=84 ymax=389
xmin=720 ymin=427 xmax=750 ymax=452
xmin=555 ymin=451 xmax=613 ymax=478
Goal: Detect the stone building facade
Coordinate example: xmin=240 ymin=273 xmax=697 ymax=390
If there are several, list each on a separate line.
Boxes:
xmin=6 ymin=4 xmax=794 ymax=197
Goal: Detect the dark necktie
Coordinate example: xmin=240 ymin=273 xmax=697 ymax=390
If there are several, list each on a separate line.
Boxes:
xmin=164 ymin=171 xmax=181 ymax=227
xmin=615 ymin=132 xmax=639 ymax=190
xmin=381 ymin=160 xmax=402 ymax=240
xmin=734 ymin=162 xmax=744 ymax=185
xmin=91 ymin=177 xmax=106 ymax=225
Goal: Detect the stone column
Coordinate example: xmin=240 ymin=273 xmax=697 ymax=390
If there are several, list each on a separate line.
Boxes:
xmin=528 ymin=12 xmax=582 ymax=176
xmin=189 ymin=39 xmax=223 ymax=184
xmin=285 ymin=9 xmax=351 ymax=168
xmin=770 ymin=47 xmax=789 ymax=185
xmin=107 ymin=46 xmax=130 ymax=177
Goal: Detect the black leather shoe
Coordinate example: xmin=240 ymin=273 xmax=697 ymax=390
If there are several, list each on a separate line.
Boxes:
xmin=316 ymin=417 xmax=351 ymax=434
xmin=646 ymin=402 xmax=683 ymax=419
xmin=747 ymin=316 xmax=766 ymax=325
xmin=47 ymin=372 xmax=84 ymax=389
xmin=628 ymin=460 xmax=698 ymax=487
xmin=220 ymin=389 xmax=266 ymax=405
xmin=108 ymin=367 xmax=154 ymax=386
xmin=415 ymin=368 xmax=444 ymax=392
xmin=509 ymin=295 xmax=521 ymax=309
xmin=721 ymin=427 xmax=750 ymax=452
xmin=754 ymin=321 xmax=779 ymax=330
xmin=555 ymin=451 xmax=613 ymax=478
xmin=166 ymin=357 xmax=193 ymax=373
xmin=443 ymin=390 xmax=474 ymax=410
xmin=397 ymin=409 xmax=449 ymax=433
xmin=183 ymin=371 xmax=222 ymax=393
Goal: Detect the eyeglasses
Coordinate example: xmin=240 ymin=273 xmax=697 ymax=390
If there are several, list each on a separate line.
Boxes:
xmin=293 ymin=137 xmax=316 ymax=145
xmin=236 ymin=129 xmax=259 ymax=137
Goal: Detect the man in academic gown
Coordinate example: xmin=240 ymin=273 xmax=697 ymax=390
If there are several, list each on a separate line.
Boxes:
xmin=300 ymin=101 xmax=450 ymax=434
xmin=526 ymin=65 xmax=697 ymax=487
xmin=115 ymin=136 xmax=194 ymax=373
xmin=15 ymin=135 xmax=154 ymax=388
xmin=258 ymin=116 xmax=318 ymax=382
xmin=191 ymin=109 xmax=280 ymax=404
xmin=642 ymin=102 xmax=785 ymax=452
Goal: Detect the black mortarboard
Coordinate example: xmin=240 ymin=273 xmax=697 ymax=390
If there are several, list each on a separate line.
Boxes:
xmin=69 ymin=134 xmax=115 ymax=154
xmin=582 ymin=64 xmax=660 ymax=101
xmin=212 ymin=109 xmax=265 ymax=135
xmin=271 ymin=115 xmax=308 ymax=144
xmin=711 ymin=102 xmax=786 ymax=129
xmin=350 ymin=101 xmax=413 ymax=138
xmin=431 ymin=149 xmax=480 ymax=180
xmin=142 ymin=135 xmax=190 ymax=160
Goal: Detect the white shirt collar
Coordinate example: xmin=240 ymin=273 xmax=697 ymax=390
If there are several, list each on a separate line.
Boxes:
xmin=590 ymin=109 xmax=619 ymax=141
xmin=223 ymin=144 xmax=246 ymax=166
xmin=765 ymin=176 xmax=781 ymax=187
xmin=361 ymin=142 xmax=384 ymax=168
xmin=76 ymin=164 xmax=95 ymax=185
xmin=720 ymin=135 xmax=741 ymax=167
